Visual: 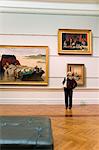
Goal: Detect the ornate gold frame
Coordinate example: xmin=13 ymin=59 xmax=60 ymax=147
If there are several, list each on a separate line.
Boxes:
xmin=58 ymin=29 xmax=92 ymax=54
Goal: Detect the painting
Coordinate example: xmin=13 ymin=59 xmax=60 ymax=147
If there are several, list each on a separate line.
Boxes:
xmin=58 ymin=29 xmax=92 ymax=54
xmin=0 ymin=45 xmax=48 ymax=85
xmin=67 ymin=64 xmax=84 ymax=86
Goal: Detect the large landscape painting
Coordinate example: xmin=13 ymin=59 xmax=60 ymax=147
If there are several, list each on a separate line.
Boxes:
xmin=0 ymin=46 xmax=48 ymax=85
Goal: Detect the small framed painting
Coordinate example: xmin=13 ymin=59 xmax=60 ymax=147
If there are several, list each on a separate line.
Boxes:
xmin=67 ymin=64 xmax=84 ymax=86
xmin=58 ymin=29 xmax=92 ymax=54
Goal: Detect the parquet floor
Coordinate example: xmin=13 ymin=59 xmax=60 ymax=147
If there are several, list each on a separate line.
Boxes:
xmin=0 ymin=104 xmax=99 ymax=150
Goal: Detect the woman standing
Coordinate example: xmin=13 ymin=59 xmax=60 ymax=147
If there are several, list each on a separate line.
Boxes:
xmin=62 ymin=72 xmax=77 ymax=110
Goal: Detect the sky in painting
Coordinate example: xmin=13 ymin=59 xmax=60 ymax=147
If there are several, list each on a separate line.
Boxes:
xmin=0 ymin=47 xmax=46 ymax=57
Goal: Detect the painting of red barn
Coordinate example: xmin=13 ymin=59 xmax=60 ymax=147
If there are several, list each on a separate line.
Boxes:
xmin=0 ymin=45 xmax=48 ymax=85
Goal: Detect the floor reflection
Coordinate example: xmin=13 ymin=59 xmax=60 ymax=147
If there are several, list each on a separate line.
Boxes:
xmin=65 ymin=109 xmax=72 ymax=117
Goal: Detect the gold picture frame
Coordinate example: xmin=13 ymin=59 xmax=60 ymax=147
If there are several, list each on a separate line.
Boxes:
xmin=0 ymin=45 xmax=48 ymax=85
xmin=67 ymin=64 xmax=84 ymax=86
xmin=58 ymin=29 xmax=92 ymax=54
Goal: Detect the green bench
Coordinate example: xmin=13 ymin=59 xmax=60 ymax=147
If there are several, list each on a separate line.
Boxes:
xmin=0 ymin=116 xmax=54 ymax=150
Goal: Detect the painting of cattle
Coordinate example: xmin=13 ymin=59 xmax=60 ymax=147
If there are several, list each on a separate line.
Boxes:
xmin=0 ymin=46 xmax=48 ymax=85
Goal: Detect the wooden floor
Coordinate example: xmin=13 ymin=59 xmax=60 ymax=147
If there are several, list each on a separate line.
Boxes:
xmin=0 ymin=104 xmax=99 ymax=150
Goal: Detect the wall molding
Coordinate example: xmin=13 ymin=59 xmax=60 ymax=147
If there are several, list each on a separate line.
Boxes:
xmin=0 ymin=98 xmax=99 ymax=104
xmin=0 ymin=34 xmax=99 ymax=38
xmin=0 ymin=87 xmax=99 ymax=92
xmin=0 ymin=1 xmax=99 ymax=16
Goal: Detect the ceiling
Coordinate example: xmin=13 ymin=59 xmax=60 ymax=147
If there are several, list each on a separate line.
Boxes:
xmin=4 ymin=0 xmax=99 ymax=4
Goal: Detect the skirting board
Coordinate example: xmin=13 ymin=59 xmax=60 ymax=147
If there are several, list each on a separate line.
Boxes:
xmin=0 ymin=98 xmax=99 ymax=105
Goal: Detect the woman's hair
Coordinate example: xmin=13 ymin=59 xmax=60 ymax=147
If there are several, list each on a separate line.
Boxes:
xmin=67 ymin=71 xmax=72 ymax=76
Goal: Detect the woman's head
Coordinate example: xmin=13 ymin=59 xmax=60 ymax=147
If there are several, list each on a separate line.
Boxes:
xmin=67 ymin=71 xmax=72 ymax=79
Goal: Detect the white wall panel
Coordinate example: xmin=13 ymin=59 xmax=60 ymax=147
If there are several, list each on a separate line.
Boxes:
xmin=0 ymin=91 xmax=64 ymax=102
xmin=96 ymin=18 xmax=99 ymax=37
xmin=49 ymin=56 xmax=99 ymax=77
xmin=0 ymin=90 xmax=99 ymax=104
xmin=93 ymin=37 xmax=99 ymax=56
xmin=49 ymin=77 xmax=99 ymax=88
xmin=0 ymin=13 xmax=98 ymax=36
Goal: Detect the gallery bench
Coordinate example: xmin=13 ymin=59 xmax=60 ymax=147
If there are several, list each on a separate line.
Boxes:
xmin=0 ymin=116 xmax=54 ymax=150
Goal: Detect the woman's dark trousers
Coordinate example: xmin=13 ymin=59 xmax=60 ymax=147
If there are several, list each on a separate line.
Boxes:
xmin=64 ymin=88 xmax=73 ymax=109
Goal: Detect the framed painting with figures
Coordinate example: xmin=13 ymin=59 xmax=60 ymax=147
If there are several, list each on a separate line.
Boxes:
xmin=0 ymin=45 xmax=48 ymax=85
xmin=67 ymin=64 xmax=84 ymax=86
xmin=58 ymin=29 xmax=92 ymax=54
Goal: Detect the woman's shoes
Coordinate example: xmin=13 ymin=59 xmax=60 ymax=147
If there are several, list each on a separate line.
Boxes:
xmin=69 ymin=107 xmax=72 ymax=110
xmin=65 ymin=106 xmax=72 ymax=110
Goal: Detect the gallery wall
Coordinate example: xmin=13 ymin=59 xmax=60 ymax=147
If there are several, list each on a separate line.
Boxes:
xmin=0 ymin=12 xmax=99 ymax=104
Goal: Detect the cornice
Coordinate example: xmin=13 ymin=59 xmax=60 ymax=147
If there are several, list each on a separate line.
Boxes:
xmin=0 ymin=0 xmax=99 ymax=16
